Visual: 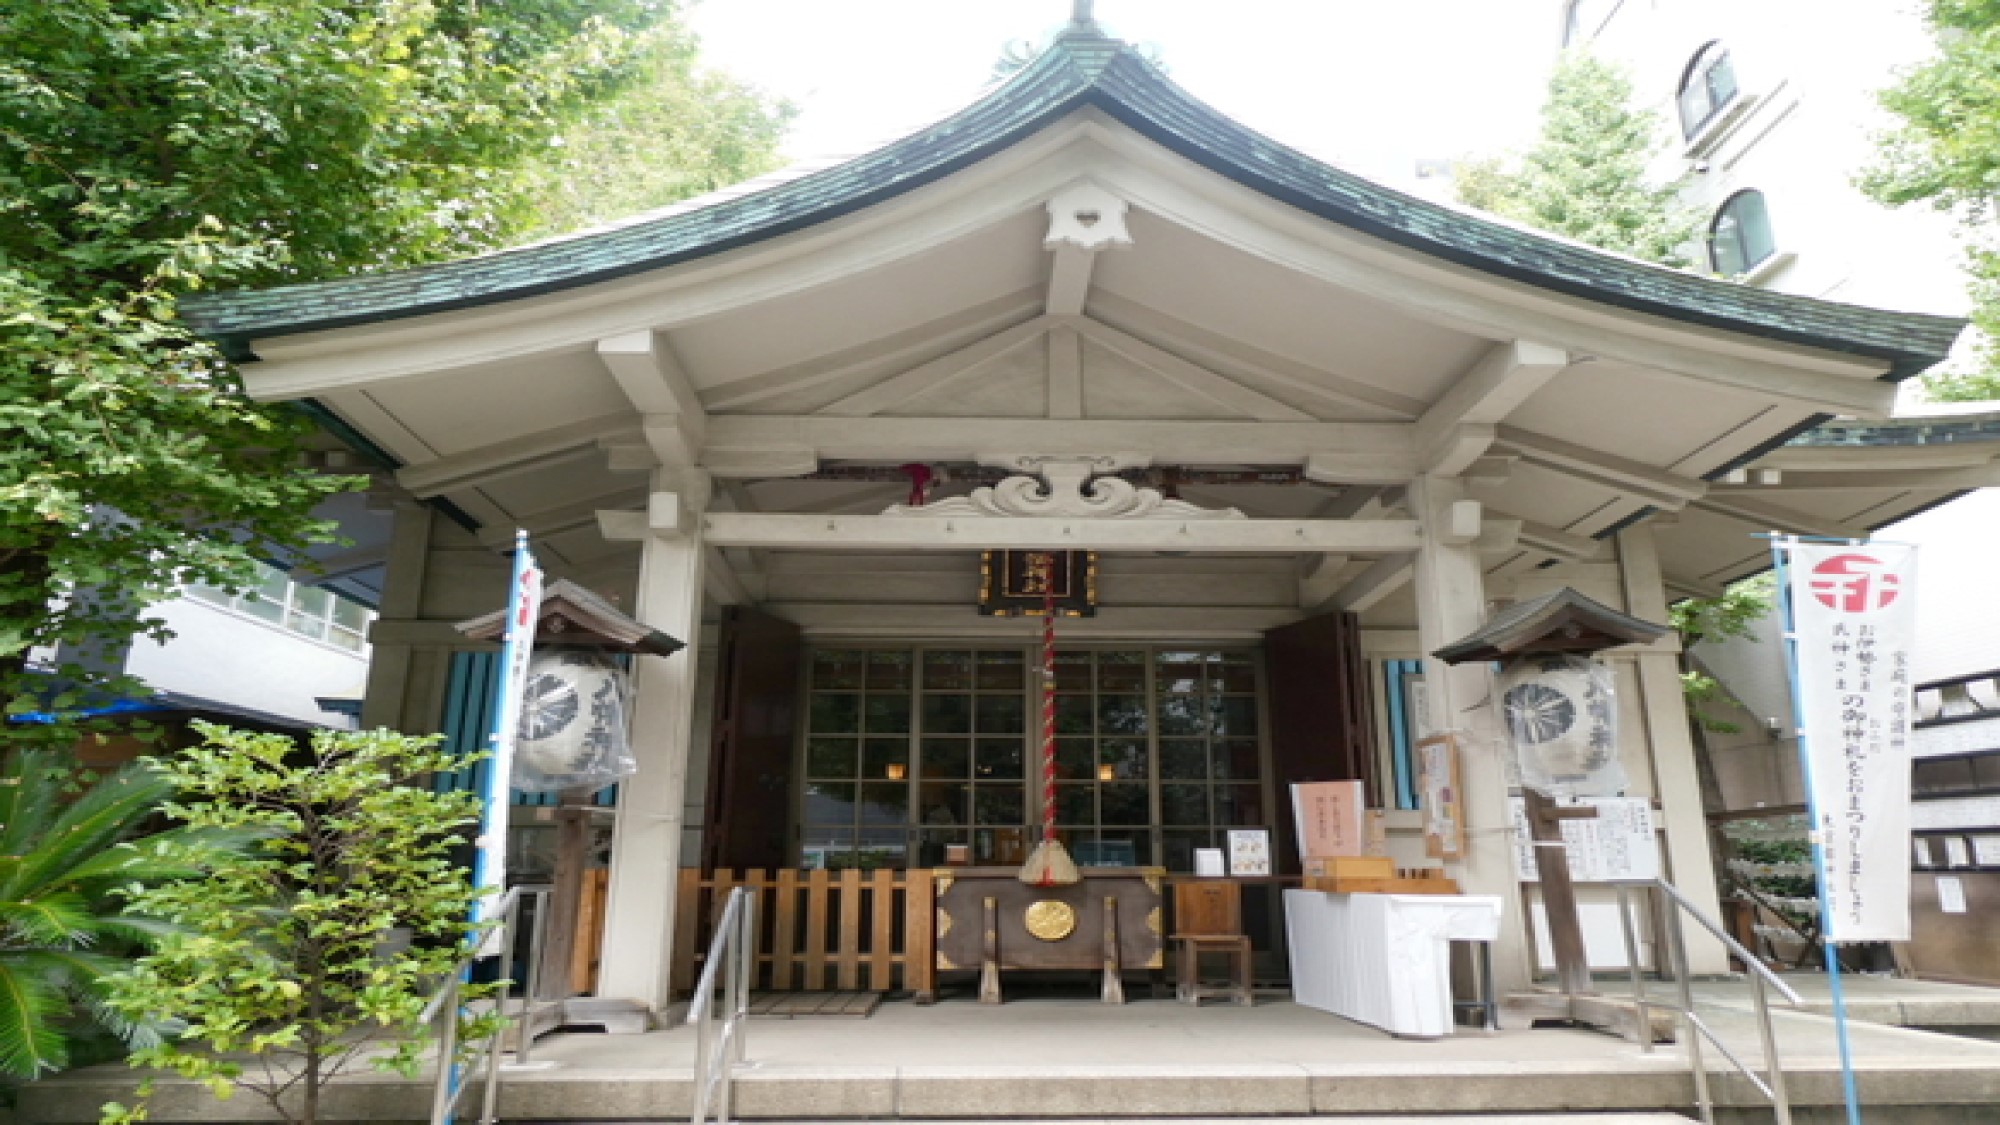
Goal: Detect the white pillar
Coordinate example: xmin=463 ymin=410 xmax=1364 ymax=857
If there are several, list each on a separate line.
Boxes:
xmin=362 ymin=502 xmax=432 ymax=731
xmin=596 ymin=470 xmax=710 ymax=1015
xmin=1615 ymin=524 xmax=1728 ymax=973
xmin=1409 ymin=474 xmax=1533 ymax=992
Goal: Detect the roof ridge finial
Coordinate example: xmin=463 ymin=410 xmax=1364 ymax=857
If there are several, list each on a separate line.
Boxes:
xmin=1072 ymin=0 xmax=1097 ymax=26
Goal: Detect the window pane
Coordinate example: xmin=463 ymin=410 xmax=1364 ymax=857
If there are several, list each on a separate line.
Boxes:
xmin=1160 ymin=740 xmax=1206 ymax=780
xmin=862 ymin=739 xmax=908 ymax=781
xmin=186 ymin=583 xmax=233 ymax=607
xmin=921 ymin=738 xmax=970 ymax=780
xmin=1162 ymin=783 xmax=1209 ymax=826
xmin=976 ymin=650 xmax=1025 ymax=691
xmin=859 ymin=782 xmax=910 ymax=824
xmin=239 ymin=566 xmax=288 ymax=623
xmin=920 ymin=782 xmax=968 ymax=826
xmin=1097 ymin=694 xmax=1149 ymax=736
xmin=290 ymin=583 xmax=333 ymax=620
xmin=1097 ymin=829 xmax=1151 ymax=866
xmin=1055 ymin=695 xmax=1093 ymax=735
xmin=326 ymin=626 xmax=365 ymax=653
xmin=1213 ymin=696 xmax=1259 ymax=738
xmin=866 ymin=650 xmax=913 ymax=691
xmin=1215 ymin=784 xmax=1264 ymax=826
xmin=856 ymin=827 xmax=908 ymax=869
xmin=922 ymin=694 xmax=972 ymax=734
xmin=1216 ymin=653 xmax=1257 ymax=694
xmin=974 ymin=738 xmax=1024 ymax=780
xmin=1157 ymin=693 xmax=1205 ymax=736
xmin=806 ymin=738 xmax=858 ymax=779
xmin=1214 ymin=740 xmax=1260 ymax=781
xmin=810 ymin=693 xmax=860 ymax=734
xmin=863 ymin=695 xmax=911 ymax=734
xmin=973 ymin=785 xmax=1024 ymax=826
xmin=924 ymin=650 xmax=973 ymax=691
xmin=286 ymin=609 xmax=329 ymax=640
xmin=1162 ymin=829 xmax=1210 ymax=873
xmin=1053 ymin=650 xmax=1093 ymax=693
xmin=1101 ymin=738 xmax=1148 ymax=781
xmin=331 ymin=596 xmax=370 ymax=632
xmin=803 ymin=826 xmax=855 ymax=870
xmin=804 ymin=782 xmax=858 ymax=825
xmin=1101 ymin=783 xmax=1148 ymax=825
xmin=975 ymin=694 xmax=1025 ymax=734
xmin=1055 ymin=783 xmax=1094 ymax=825
xmin=1098 ymin=651 xmax=1146 ymax=692
xmin=1056 ymin=738 xmax=1094 ymax=780
xmin=813 ymin=650 xmax=866 ymax=690
xmin=1155 ymin=652 xmax=1204 ymax=694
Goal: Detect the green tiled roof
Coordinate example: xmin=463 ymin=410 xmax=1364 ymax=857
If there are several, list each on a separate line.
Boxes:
xmin=1791 ymin=412 xmax=2000 ymax=448
xmin=185 ymin=28 xmax=1964 ymax=378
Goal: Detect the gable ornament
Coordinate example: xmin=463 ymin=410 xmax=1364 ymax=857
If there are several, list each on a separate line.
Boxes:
xmin=882 ymin=456 xmax=1243 ymax=520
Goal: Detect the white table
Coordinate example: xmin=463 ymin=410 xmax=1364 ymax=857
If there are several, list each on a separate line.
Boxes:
xmin=1283 ymin=889 xmax=1503 ymax=1038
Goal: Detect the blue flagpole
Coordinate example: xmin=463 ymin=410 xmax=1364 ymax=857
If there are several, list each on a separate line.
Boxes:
xmin=1771 ymin=534 xmax=1864 ymax=1125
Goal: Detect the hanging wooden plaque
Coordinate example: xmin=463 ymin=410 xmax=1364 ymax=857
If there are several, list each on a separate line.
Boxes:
xmin=978 ymin=550 xmax=1096 ymax=617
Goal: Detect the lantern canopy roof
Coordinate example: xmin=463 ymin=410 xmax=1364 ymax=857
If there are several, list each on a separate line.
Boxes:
xmin=455 ymin=578 xmax=685 ymax=656
xmin=1433 ymin=587 xmax=1668 ymax=664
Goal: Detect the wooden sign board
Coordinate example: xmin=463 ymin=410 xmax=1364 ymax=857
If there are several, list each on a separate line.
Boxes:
xmin=1291 ymin=780 xmax=1366 ymax=858
xmin=1417 ymin=734 xmax=1466 ymax=862
xmin=978 ymin=550 xmax=1097 ymax=617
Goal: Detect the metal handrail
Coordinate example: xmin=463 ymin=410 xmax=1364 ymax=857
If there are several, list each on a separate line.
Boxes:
xmin=1614 ymin=878 xmax=1800 ymax=1125
xmin=687 ymin=886 xmax=757 ymax=1125
xmin=424 ymin=884 xmax=555 ymax=1125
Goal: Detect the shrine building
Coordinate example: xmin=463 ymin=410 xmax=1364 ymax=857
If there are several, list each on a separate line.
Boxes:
xmin=183 ymin=14 xmax=1990 ymax=1018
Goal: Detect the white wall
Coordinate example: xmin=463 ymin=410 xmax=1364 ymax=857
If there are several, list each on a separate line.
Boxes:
xmin=124 ymin=595 xmax=370 ymax=726
xmin=1578 ymin=0 xmax=1972 ymax=328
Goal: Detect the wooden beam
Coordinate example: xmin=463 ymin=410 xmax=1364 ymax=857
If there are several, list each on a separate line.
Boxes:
xmin=1690 ymin=494 xmax=1867 ymax=541
xmin=1495 ymin=425 xmax=1708 ymax=510
xmin=597 ymin=331 xmax=705 ymax=421
xmin=1087 ymin=291 xmax=1424 ymax=419
xmin=1664 ymin=574 xmax=1727 ymax=601
xmin=298 ymin=543 xmax=390 ymax=584
xmin=1416 ymin=341 xmax=1568 ymax=475
xmin=703 ymin=290 xmax=1042 ymax=411
xmin=1517 ymin=520 xmax=1605 ymax=562
xmin=817 ymin=316 xmax=1050 ymax=417
xmin=395 ymin=414 xmax=635 ymax=497
xmin=1711 ymin=463 xmax=2000 ymax=493
xmin=765 ymin=602 xmax=1302 ymax=640
xmin=478 ymin=488 xmax=649 ymax=548
xmin=1297 ymin=554 xmax=1351 ymax=610
xmin=704 ymin=415 xmax=1413 ymax=467
xmin=1071 ymin=318 xmax=1315 ymax=422
xmin=1047 ymin=324 xmax=1083 ymax=419
xmin=1046 ymin=245 xmax=1095 ymax=316
xmin=700 ymin=512 xmax=1423 ymax=554
xmin=1332 ymin=555 xmax=1413 ymax=614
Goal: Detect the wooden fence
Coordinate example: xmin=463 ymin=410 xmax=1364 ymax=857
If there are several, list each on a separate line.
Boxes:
xmin=670 ymin=868 xmax=934 ymax=996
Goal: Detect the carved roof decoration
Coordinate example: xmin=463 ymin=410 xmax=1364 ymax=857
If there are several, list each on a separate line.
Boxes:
xmin=184 ymin=26 xmax=1960 ymax=378
xmin=882 ymin=457 xmax=1244 ymax=520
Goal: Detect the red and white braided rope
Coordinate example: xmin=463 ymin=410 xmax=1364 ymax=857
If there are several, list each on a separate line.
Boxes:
xmin=1041 ymin=588 xmax=1058 ymax=846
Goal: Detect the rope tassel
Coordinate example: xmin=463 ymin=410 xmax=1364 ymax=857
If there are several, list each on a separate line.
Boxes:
xmin=1018 ymin=586 xmax=1080 ymax=886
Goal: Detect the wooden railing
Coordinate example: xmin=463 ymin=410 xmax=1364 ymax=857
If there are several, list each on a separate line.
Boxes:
xmin=671 ymin=868 xmax=935 ymax=996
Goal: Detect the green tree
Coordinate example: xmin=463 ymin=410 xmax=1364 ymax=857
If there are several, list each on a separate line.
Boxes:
xmin=102 ymin=725 xmax=488 ymax=1125
xmin=0 ymin=751 xmax=245 ymax=1085
xmin=1456 ymin=52 xmax=1702 ymax=267
xmin=510 ymin=22 xmax=795 ymax=237
xmin=1864 ymin=0 xmax=2000 ymax=399
xmin=0 ymin=1 xmax=788 ymax=743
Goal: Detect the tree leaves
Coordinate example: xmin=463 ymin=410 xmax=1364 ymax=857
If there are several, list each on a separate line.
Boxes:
xmin=1454 ymin=52 xmax=1702 ymax=269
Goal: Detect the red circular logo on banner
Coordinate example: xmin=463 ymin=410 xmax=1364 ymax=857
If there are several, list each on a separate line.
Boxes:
xmin=1808 ymin=553 xmax=1900 ymax=613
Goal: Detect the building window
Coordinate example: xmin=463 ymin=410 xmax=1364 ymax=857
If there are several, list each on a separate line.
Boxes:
xmin=1709 ymin=190 xmax=1776 ymax=276
xmin=797 ymin=645 xmax=1268 ymax=872
xmin=1678 ymin=41 xmax=1740 ymax=138
xmin=186 ymin=561 xmax=373 ymax=652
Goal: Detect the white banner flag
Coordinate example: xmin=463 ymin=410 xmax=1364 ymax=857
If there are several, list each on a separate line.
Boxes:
xmin=476 ymin=533 xmax=542 ymax=922
xmin=1785 ymin=541 xmax=1917 ymax=942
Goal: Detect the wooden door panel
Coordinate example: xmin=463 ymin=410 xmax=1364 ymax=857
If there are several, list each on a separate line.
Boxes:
xmin=702 ymin=606 xmax=802 ymax=871
xmin=1263 ymin=611 xmax=1377 ymax=874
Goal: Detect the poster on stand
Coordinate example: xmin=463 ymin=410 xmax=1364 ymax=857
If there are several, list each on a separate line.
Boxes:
xmin=1784 ymin=540 xmax=1917 ymax=943
xmin=1416 ymin=734 xmax=1466 ymax=860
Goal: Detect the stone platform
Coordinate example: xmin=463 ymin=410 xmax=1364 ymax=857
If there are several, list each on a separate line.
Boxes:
xmin=24 ymin=977 xmax=2000 ymax=1124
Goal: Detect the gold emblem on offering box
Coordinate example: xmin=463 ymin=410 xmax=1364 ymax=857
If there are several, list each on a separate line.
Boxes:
xmin=1024 ymin=899 xmax=1077 ymax=941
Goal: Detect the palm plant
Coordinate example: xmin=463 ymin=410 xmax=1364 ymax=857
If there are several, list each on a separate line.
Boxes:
xmin=0 ymin=750 xmax=237 ymax=1080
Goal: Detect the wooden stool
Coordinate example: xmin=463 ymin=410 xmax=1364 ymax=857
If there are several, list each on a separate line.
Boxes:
xmin=1171 ymin=880 xmax=1254 ymax=1007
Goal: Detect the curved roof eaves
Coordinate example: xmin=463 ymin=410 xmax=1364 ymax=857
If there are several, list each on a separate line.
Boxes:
xmin=183 ymin=33 xmax=1962 ymax=379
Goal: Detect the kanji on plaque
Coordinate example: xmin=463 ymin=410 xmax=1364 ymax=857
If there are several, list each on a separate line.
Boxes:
xmin=1785 ymin=541 xmax=1918 ymax=942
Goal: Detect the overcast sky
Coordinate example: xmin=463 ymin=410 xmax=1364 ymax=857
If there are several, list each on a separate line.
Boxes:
xmin=685 ymin=0 xmax=1560 ymax=188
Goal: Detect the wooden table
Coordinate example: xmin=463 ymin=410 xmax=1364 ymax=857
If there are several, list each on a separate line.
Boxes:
xmin=920 ymin=867 xmax=1165 ymax=1004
